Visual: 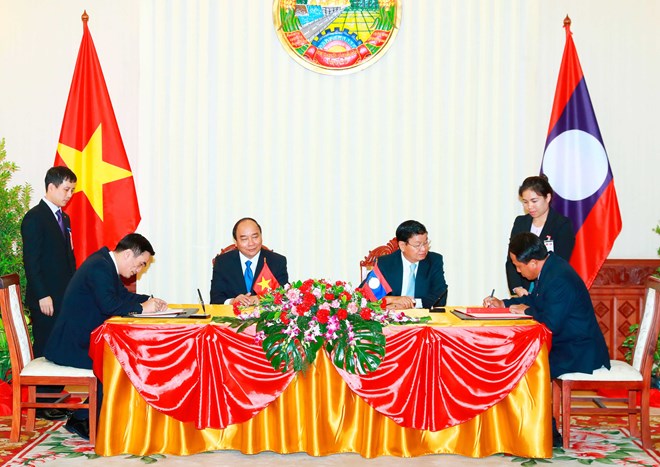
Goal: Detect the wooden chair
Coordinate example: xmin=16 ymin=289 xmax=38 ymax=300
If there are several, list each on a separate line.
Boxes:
xmin=359 ymin=237 xmax=398 ymax=281
xmin=552 ymin=277 xmax=660 ymax=449
xmin=0 ymin=274 xmax=98 ymax=444
xmin=212 ymin=244 xmax=272 ymax=265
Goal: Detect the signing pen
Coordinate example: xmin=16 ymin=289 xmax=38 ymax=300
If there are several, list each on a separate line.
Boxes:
xmin=490 ymin=289 xmax=495 ymax=298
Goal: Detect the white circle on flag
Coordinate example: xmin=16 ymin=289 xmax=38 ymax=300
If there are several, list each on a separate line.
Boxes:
xmin=368 ymin=277 xmax=381 ymax=289
xmin=542 ymin=129 xmax=608 ymax=201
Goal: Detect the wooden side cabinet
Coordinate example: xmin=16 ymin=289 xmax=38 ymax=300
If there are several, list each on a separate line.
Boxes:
xmin=589 ymin=259 xmax=660 ymax=359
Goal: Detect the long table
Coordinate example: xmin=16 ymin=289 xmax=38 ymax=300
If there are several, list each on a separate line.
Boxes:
xmin=90 ymin=307 xmax=552 ymax=458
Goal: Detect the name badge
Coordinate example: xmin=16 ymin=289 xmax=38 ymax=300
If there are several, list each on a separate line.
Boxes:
xmin=544 ymin=237 xmax=554 ymax=252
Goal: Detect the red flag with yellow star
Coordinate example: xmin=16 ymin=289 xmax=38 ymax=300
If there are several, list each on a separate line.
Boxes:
xmin=54 ymin=12 xmax=140 ymax=266
xmin=254 ymin=259 xmax=280 ymax=297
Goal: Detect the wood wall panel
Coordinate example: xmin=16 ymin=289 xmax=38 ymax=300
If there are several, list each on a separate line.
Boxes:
xmin=589 ymin=260 xmax=660 ymax=359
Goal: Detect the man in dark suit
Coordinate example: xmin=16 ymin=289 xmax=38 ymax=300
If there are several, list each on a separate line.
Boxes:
xmin=377 ymin=220 xmax=448 ymax=310
xmin=484 ymin=232 xmax=610 ymax=447
xmin=21 ymin=166 xmax=77 ymax=420
xmin=45 ymin=233 xmax=167 ymax=439
xmin=210 ymin=218 xmax=288 ymax=306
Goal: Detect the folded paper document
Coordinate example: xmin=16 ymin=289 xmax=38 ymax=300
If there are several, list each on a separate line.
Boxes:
xmin=129 ymin=307 xmax=202 ymax=318
xmin=452 ymin=307 xmax=532 ymax=320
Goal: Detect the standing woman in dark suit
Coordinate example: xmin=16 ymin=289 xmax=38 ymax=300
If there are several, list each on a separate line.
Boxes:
xmin=506 ymin=175 xmax=575 ymax=296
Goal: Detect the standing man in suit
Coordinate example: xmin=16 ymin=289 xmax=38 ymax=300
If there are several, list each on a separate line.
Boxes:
xmin=377 ymin=220 xmax=448 ymax=310
xmin=45 ymin=233 xmax=167 ymax=439
xmin=21 ymin=166 xmax=77 ymax=420
xmin=484 ymin=232 xmax=610 ymax=447
xmin=210 ymin=217 xmax=288 ymax=306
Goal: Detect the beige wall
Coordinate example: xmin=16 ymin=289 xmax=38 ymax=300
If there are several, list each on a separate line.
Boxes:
xmin=1 ymin=1 xmax=659 ymax=304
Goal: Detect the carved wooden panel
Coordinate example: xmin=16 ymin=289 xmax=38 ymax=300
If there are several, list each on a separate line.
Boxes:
xmin=589 ymin=259 xmax=660 ymax=359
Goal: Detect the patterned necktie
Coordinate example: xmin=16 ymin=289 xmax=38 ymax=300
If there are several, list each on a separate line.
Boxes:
xmin=244 ymin=260 xmax=254 ymax=293
xmin=55 ymin=209 xmax=66 ymax=237
xmin=406 ymin=263 xmax=416 ymax=297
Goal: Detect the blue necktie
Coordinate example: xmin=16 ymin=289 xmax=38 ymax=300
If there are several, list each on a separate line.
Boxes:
xmin=244 ymin=260 xmax=253 ymax=293
xmin=406 ymin=263 xmax=416 ymax=297
xmin=55 ymin=209 xmax=66 ymax=237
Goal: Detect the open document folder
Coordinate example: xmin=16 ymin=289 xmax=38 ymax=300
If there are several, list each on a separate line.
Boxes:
xmin=451 ymin=307 xmax=532 ymax=320
xmin=129 ymin=307 xmax=203 ymax=318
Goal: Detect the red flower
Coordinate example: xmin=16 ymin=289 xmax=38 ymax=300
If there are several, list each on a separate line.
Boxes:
xmin=380 ymin=297 xmax=387 ymax=309
xmin=335 ymin=280 xmax=344 ymax=286
xmin=296 ymin=303 xmax=309 ymax=316
xmin=316 ymin=309 xmax=330 ymax=324
xmin=280 ymin=312 xmax=290 ymax=325
xmin=337 ymin=308 xmax=348 ymax=320
xmin=339 ymin=291 xmax=351 ymax=302
xmin=324 ymin=292 xmax=335 ymax=301
xmin=302 ymin=293 xmax=316 ymax=306
xmin=273 ymin=292 xmax=283 ymax=305
xmin=233 ymin=302 xmax=241 ymax=315
xmin=360 ymin=308 xmax=372 ymax=320
xmin=300 ymin=279 xmax=314 ymax=293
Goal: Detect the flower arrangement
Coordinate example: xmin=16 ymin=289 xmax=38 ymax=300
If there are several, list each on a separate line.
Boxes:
xmin=214 ymin=278 xmax=430 ymax=375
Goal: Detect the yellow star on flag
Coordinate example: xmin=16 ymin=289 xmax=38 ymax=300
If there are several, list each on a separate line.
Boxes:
xmin=58 ymin=123 xmax=133 ymax=221
xmin=256 ymin=276 xmax=272 ymax=291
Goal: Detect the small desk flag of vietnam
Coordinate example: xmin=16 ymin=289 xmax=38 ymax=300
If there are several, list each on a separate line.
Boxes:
xmin=540 ymin=16 xmax=621 ymax=289
xmin=254 ymin=259 xmax=280 ymax=297
xmin=359 ymin=263 xmax=392 ymax=302
xmin=54 ymin=11 xmax=141 ymax=267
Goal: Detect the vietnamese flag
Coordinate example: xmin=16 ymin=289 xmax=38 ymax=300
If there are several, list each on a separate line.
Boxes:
xmin=54 ymin=11 xmax=140 ymax=266
xmin=254 ymin=259 xmax=280 ymax=297
xmin=540 ymin=16 xmax=622 ymax=288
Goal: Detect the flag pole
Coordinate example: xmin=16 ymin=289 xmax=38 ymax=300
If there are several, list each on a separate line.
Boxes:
xmin=82 ymin=10 xmax=89 ymax=23
xmin=563 ymin=15 xmax=571 ymax=29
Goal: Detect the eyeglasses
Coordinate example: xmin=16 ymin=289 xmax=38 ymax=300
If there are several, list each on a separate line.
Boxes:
xmin=406 ymin=240 xmax=431 ymax=250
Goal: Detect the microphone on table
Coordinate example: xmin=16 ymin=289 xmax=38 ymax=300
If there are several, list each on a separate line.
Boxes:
xmin=430 ymin=288 xmax=448 ymax=313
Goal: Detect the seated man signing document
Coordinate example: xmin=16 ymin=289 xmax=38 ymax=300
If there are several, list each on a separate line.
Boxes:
xmin=44 ymin=233 xmax=167 ymax=440
xmin=377 ymin=220 xmax=448 ymax=310
xmin=483 ymin=231 xmax=610 ymax=378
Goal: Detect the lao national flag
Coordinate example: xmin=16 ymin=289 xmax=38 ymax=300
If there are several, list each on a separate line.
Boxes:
xmin=360 ymin=263 xmax=392 ymax=302
xmin=254 ymin=259 xmax=280 ymax=296
xmin=540 ymin=17 xmax=622 ymax=289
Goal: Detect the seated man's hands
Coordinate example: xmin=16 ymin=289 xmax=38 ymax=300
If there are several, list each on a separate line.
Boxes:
xmin=141 ymin=297 xmax=168 ymax=313
xmin=232 ymin=293 xmax=259 ymax=307
xmin=386 ymin=296 xmax=415 ymax=310
xmin=482 ymin=296 xmax=505 ymax=308
xmin=509 ymin=304 xmax=530 ymax=314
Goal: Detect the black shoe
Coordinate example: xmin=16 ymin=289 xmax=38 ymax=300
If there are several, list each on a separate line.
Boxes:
xmin=64 ymin=416 xmax=90 ymax=440
xmin=36 ymin=408 xmax=71 ymax=421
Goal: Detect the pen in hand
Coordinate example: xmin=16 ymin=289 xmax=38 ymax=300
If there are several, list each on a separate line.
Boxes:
xmin=486 ymin=289 xmax=495 ymax=308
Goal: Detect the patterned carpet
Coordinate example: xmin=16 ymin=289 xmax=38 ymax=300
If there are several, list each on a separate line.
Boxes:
xmin=1 ymin=415 xmax=659 ymax=466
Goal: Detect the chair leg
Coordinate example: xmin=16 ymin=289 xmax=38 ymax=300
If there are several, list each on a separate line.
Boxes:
xmin=10 ymin=381 xmax=21 ymax=442
xmin=552 ymin=379 xmax=560 ymax=426
xmin=26 ymin=385 xmax=37 ymax=432
xmin=640 ymin=387 xmax=651 ymax=448
xmin=561 ymin=382 xmax=571 ymax=449
xmin=628 ymin=389 xmax=641 ymax=438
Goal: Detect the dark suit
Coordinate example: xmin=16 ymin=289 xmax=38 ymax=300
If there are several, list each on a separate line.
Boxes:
xmin=44 ymin=247 xmax=149 ymax=369
xmin=504 ymin=253 xmax=610 ymax=378
xmin=21 ymin=200 xmax=76 ymax=357
xmin=506 ymin=207 xmax=574 ymax=294
xmin=210 ymin=249 xmax=288 ymax=304
xmin=377 ymin=251 xmax=448 ymax=309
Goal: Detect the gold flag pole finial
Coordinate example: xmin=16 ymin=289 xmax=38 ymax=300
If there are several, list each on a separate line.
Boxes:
xmin=82 ymin=10 xmax=89 ymax=23
xmin=563 ymin=15 xmax=571 ymax=28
